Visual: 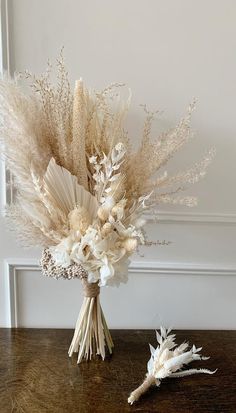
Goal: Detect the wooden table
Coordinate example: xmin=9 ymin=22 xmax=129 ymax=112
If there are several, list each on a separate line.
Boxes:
xmin=0 ymin=329 xmax=235 ymax=412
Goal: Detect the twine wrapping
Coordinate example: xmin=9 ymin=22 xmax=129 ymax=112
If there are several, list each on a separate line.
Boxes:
xmin=81 ymin=278 xmax=100 ymax=297
xmin=128 ymin=375 xmax=156 ymax=405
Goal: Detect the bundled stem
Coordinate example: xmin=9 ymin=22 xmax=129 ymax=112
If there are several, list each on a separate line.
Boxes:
xmin=68 ymin=278 xmax=114 ymax=363
xmin=128 ymin=375 xmax=156 ymax=405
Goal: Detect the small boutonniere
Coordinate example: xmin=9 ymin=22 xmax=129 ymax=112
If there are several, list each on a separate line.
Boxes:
xmin=128 ymin=327 xmax=216 ymax=405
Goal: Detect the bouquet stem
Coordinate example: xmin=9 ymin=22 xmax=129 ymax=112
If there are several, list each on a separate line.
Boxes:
xmin=68 ymin=278 xmax=114 ymax=363
xmin=128 ymin=375 xmax=156 ymax=405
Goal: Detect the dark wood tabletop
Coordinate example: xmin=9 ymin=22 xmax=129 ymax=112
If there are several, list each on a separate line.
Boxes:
xmin=0 ymin=329 xmax=235 ymax=413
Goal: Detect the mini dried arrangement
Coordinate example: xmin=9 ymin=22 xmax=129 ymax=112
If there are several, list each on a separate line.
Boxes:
xmin=128 ymin=328 xmax=216 ymax=405
xmin=0 ymin=51 xmax=214 ymax=363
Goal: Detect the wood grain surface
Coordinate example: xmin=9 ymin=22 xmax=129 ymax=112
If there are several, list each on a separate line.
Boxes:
xmin=0 ymin=329 xmax=235 ymax=412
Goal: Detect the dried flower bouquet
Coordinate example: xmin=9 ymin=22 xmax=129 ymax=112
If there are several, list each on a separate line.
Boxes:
xmin=0 ymin=51 xmax=214 ymax=363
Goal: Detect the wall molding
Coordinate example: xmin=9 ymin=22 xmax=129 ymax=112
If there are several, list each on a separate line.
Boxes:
xmin=146 ymin=211 xmax=236 ymax=225
xmin=4 ymin=257 xmax=236 ymax=328
xmin=0 ymin=0 xmax=10 ymax=74
xmin=4 ymin=258 xmax=40 ymax=328
xmin=0 ymin=0 xmax=13 ymax=210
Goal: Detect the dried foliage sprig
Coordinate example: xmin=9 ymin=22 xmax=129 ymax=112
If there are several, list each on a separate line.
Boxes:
xmin=128 ymin=328 xmax=216 ymax=405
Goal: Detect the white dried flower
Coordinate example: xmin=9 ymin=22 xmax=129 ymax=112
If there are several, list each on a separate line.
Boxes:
xmin=128 ymin=327 xmax=216 ymax=405
xmin=97 ymin=196 xmax=116 ymax=221
xmin=50 ymin=232 xmax=81 ymax=267
xmin=103 ymin=195 xmax=116 ymax=210
xmin=121 ymin=237 xmax=138 ymax=252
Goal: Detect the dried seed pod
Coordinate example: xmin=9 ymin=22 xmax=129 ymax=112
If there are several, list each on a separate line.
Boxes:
xmin=68 ymin=206 xmax=90 ymax=234
xmin=101 ymin=222 xmax=112 ymax=237
xmin=97 ymin=206 xmax=109 ymax=221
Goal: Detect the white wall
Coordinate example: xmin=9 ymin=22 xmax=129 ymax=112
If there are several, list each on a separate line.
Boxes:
xmin=0 ymin=0 xmax=236 ymax=329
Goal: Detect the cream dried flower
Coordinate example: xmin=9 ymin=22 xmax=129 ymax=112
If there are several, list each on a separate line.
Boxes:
xmin=128 ymin=327 xmax=216 ymax=405
xmin=121 ymin=237 xmax=138 ymax=252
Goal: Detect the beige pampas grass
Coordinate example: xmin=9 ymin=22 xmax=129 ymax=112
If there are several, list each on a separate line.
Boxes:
xmin=72 ymin=79 xmax=88 ymax=188
xmin=0 ymin=57 xmax=214 ymax=248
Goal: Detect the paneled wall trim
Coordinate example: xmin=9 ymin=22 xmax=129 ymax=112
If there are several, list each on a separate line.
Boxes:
xmin=4 ymin=258 xmax=236 ymax=328
xmin=0 ymin=0 xmax=10 ymax=74
xmin=146 ymin=211 xmax=236 ymax=224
